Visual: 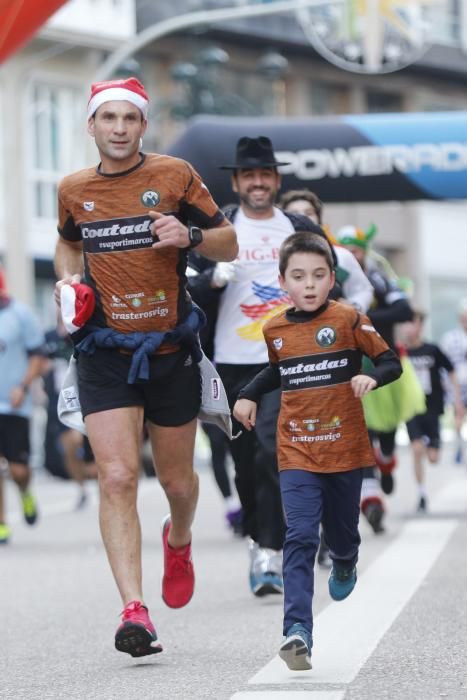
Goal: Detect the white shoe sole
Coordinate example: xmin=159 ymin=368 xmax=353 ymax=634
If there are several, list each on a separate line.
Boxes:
xmin=279 ymin=636 xmax=312 ymax=671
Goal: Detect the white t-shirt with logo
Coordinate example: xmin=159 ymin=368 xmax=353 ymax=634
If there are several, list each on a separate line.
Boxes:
xmin=214 ymin=207 xmax=294 ymax=365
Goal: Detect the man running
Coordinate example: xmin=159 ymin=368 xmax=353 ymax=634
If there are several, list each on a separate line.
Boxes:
xmin=54 ymin=77 xmax=237 ymax=657
xmin=212 ymin=137 xmax=330 ymax=595
xmin=0 ymin=267 xmax=45 ymax=544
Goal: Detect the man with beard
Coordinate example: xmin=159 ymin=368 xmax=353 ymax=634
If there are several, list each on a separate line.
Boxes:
xmin=211 ymin=136 xmax=329 ymax=596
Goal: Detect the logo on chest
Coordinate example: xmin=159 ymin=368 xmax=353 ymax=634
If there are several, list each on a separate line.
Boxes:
xmin=316 ymin=326 xmax=336 ymax=347
xmin=140 ymin=190 xmax=160 ymax=208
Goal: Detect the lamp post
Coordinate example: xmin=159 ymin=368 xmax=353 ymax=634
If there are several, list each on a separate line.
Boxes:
xmin=169 ymin=45 xmax=289 ymax=119
xmin=256 ymin=50 xmax=289 ymax=115
xmin=170 ymin=46 xmax=230 ymax=119
xmin=113 ymin=57 xmax=144 ymax=81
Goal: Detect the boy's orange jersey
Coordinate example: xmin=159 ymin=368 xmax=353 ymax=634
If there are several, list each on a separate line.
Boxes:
xmin=263 ymin=301 xmax=390 ymax=472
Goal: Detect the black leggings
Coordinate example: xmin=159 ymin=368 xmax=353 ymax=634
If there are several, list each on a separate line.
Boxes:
xmin=217 ymin=363 xmax=286 ymax=550
xmin=201 ymin=422 xmax=232 ymax=499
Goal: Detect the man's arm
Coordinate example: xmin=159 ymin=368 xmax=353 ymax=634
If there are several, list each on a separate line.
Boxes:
xmin=447 ymin=369 xmax=465 ymax=423
xmin=150 ymin=212 xmax=238 ymax=262
xmin=54 ymin=237 xmax=84 ymax=278
xmin=10 ymin=353 xmax=47 ymax=410
xmin=367 ymin=298 xmax=413 ymax=326
xmin=194 ymin=223 xmax=238 ymax=262
xmin=54 ymin=237 xmax=84 ymax=304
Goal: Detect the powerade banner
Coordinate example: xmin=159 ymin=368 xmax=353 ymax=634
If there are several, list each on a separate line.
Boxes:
xmin=166 ymin=112 xmax=467 ymax=204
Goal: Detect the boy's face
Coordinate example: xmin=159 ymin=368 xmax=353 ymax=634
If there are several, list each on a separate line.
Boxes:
xmin=402 ymin=317 xmax=423 ymax=345
xmin=284 ymin=198 xmax=320 ymax=225
xmin=279 ymin=252 xmax=335 ymax=313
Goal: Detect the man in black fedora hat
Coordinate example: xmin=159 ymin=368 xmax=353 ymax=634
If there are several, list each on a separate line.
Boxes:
xmin=219 ymin=135 xmax=291 ymax=172
xmin=206 ymin=135 xmax=330 ymax=597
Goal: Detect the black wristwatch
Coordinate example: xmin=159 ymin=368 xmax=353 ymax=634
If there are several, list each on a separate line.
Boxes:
xmin=187 ymin=226 xmax=203 ymax=249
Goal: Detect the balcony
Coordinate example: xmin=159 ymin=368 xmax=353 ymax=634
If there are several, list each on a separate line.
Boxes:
xmin=44 ymin=0 xmax=136 ymax=42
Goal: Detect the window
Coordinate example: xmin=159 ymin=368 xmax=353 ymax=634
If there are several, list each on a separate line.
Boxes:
xmin=310 ymin=82 xmax=350 ymax=116
xmin=366 ymin=89 xmax=403 ymax=113
xmin=29 ymin=82 xmax=85 ymax=220
xmin=427 ymin=0 xmax=460 ymax=45
xmin=430 ymin=276 xmax=467 ymax=341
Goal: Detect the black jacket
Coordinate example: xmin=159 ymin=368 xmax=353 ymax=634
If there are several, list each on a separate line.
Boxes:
xmin=187 ymin=207 xmax=339 ymax=359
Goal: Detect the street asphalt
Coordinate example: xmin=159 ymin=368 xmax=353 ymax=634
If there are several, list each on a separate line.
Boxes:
xmin=1 ymin=438 xmax=466 ymax=700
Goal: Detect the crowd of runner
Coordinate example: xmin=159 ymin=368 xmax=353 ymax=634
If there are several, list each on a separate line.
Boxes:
xmin=0 ymin=77 xmax=466 ymax=670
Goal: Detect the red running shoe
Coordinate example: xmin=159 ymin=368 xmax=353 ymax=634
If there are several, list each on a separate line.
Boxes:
xmin=373 ymin=447 xmax=397 ymax=475
xmin=361 ymin=497 xmax=385 ymax=534
xmin=161 ymin=515 xmax=195 ymax=608
xmin=373 ymin=448 xmax=397 ymax=495
xmin=115 ymin=600 xmax=162 ymax=657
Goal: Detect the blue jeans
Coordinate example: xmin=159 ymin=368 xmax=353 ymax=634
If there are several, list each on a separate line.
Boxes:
xmin=280 ymin=468 xmax=363 ymax=637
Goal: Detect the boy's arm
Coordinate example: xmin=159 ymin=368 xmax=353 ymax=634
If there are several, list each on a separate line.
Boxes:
xmin=352 ymin=311 xmax=402 ymax=387
xmin=363 ymin=349 xmax=402 ymax=388
xmin=237 ymin=363 xmax=281 ymax=403
xmin=234 ymin=363 xmax=281 ymax=431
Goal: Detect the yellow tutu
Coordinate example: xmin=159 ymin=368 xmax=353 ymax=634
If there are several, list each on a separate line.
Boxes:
xmin=362 ymin=355 xmax=426 ymax=432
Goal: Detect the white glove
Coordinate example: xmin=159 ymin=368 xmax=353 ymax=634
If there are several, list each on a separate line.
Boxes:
xmin=211 ymin=261 xmax=237 ymax=288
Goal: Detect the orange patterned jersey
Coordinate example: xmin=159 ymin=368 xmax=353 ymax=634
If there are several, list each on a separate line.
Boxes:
xmin=263 ymin=301 xmax=390 ymax=473
xmin=57 ymin=154 xmax=225 ymax=338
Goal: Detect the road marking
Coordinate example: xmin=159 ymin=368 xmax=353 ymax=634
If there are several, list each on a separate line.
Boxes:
xmin=429 ymin=476 xmax=467 ymax=515
xmin=248 ymin=477 xmax=466 ymax=687
xmin=232 ymin=693 xmax=344 ymax=700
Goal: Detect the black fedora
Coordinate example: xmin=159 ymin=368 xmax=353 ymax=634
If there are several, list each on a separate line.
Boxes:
xmin=219 ymin=136 xmax=290 ymax=170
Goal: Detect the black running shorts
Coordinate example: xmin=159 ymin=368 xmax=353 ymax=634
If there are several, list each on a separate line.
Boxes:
xmin=406 ymin=411 xmax=440 ymax=450
xmin=77 ymin=347 xmax=201 ymax=426
xmin=0 ymin=414 xmax=30 ymax=465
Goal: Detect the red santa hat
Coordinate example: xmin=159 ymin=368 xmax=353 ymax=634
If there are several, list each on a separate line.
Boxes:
xmin=60 ymin=283 xmax=96 ymax=335
xmin=87 ymin=77 xmax=149 ymax=120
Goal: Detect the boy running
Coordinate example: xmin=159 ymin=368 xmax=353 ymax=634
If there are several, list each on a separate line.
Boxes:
xmin=403 ymin=310 xmax=464 ymax=511
xmin=233 ymin=232 xmax=401 ymax=671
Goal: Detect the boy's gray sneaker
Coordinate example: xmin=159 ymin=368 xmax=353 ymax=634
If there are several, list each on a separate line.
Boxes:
xmin=279 ymin=623 xmax=312 ymax=671
xmin=248 ymin=538 xmax=283 ymax=596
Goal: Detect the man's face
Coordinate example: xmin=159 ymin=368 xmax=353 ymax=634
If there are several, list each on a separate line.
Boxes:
xmin=232 ymin=167 xmax=280 ymax=216
xmin=87 ymin=100 xmax=147 ymax=166
xmin=460 ymin=310 xmax=467 ymax=332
